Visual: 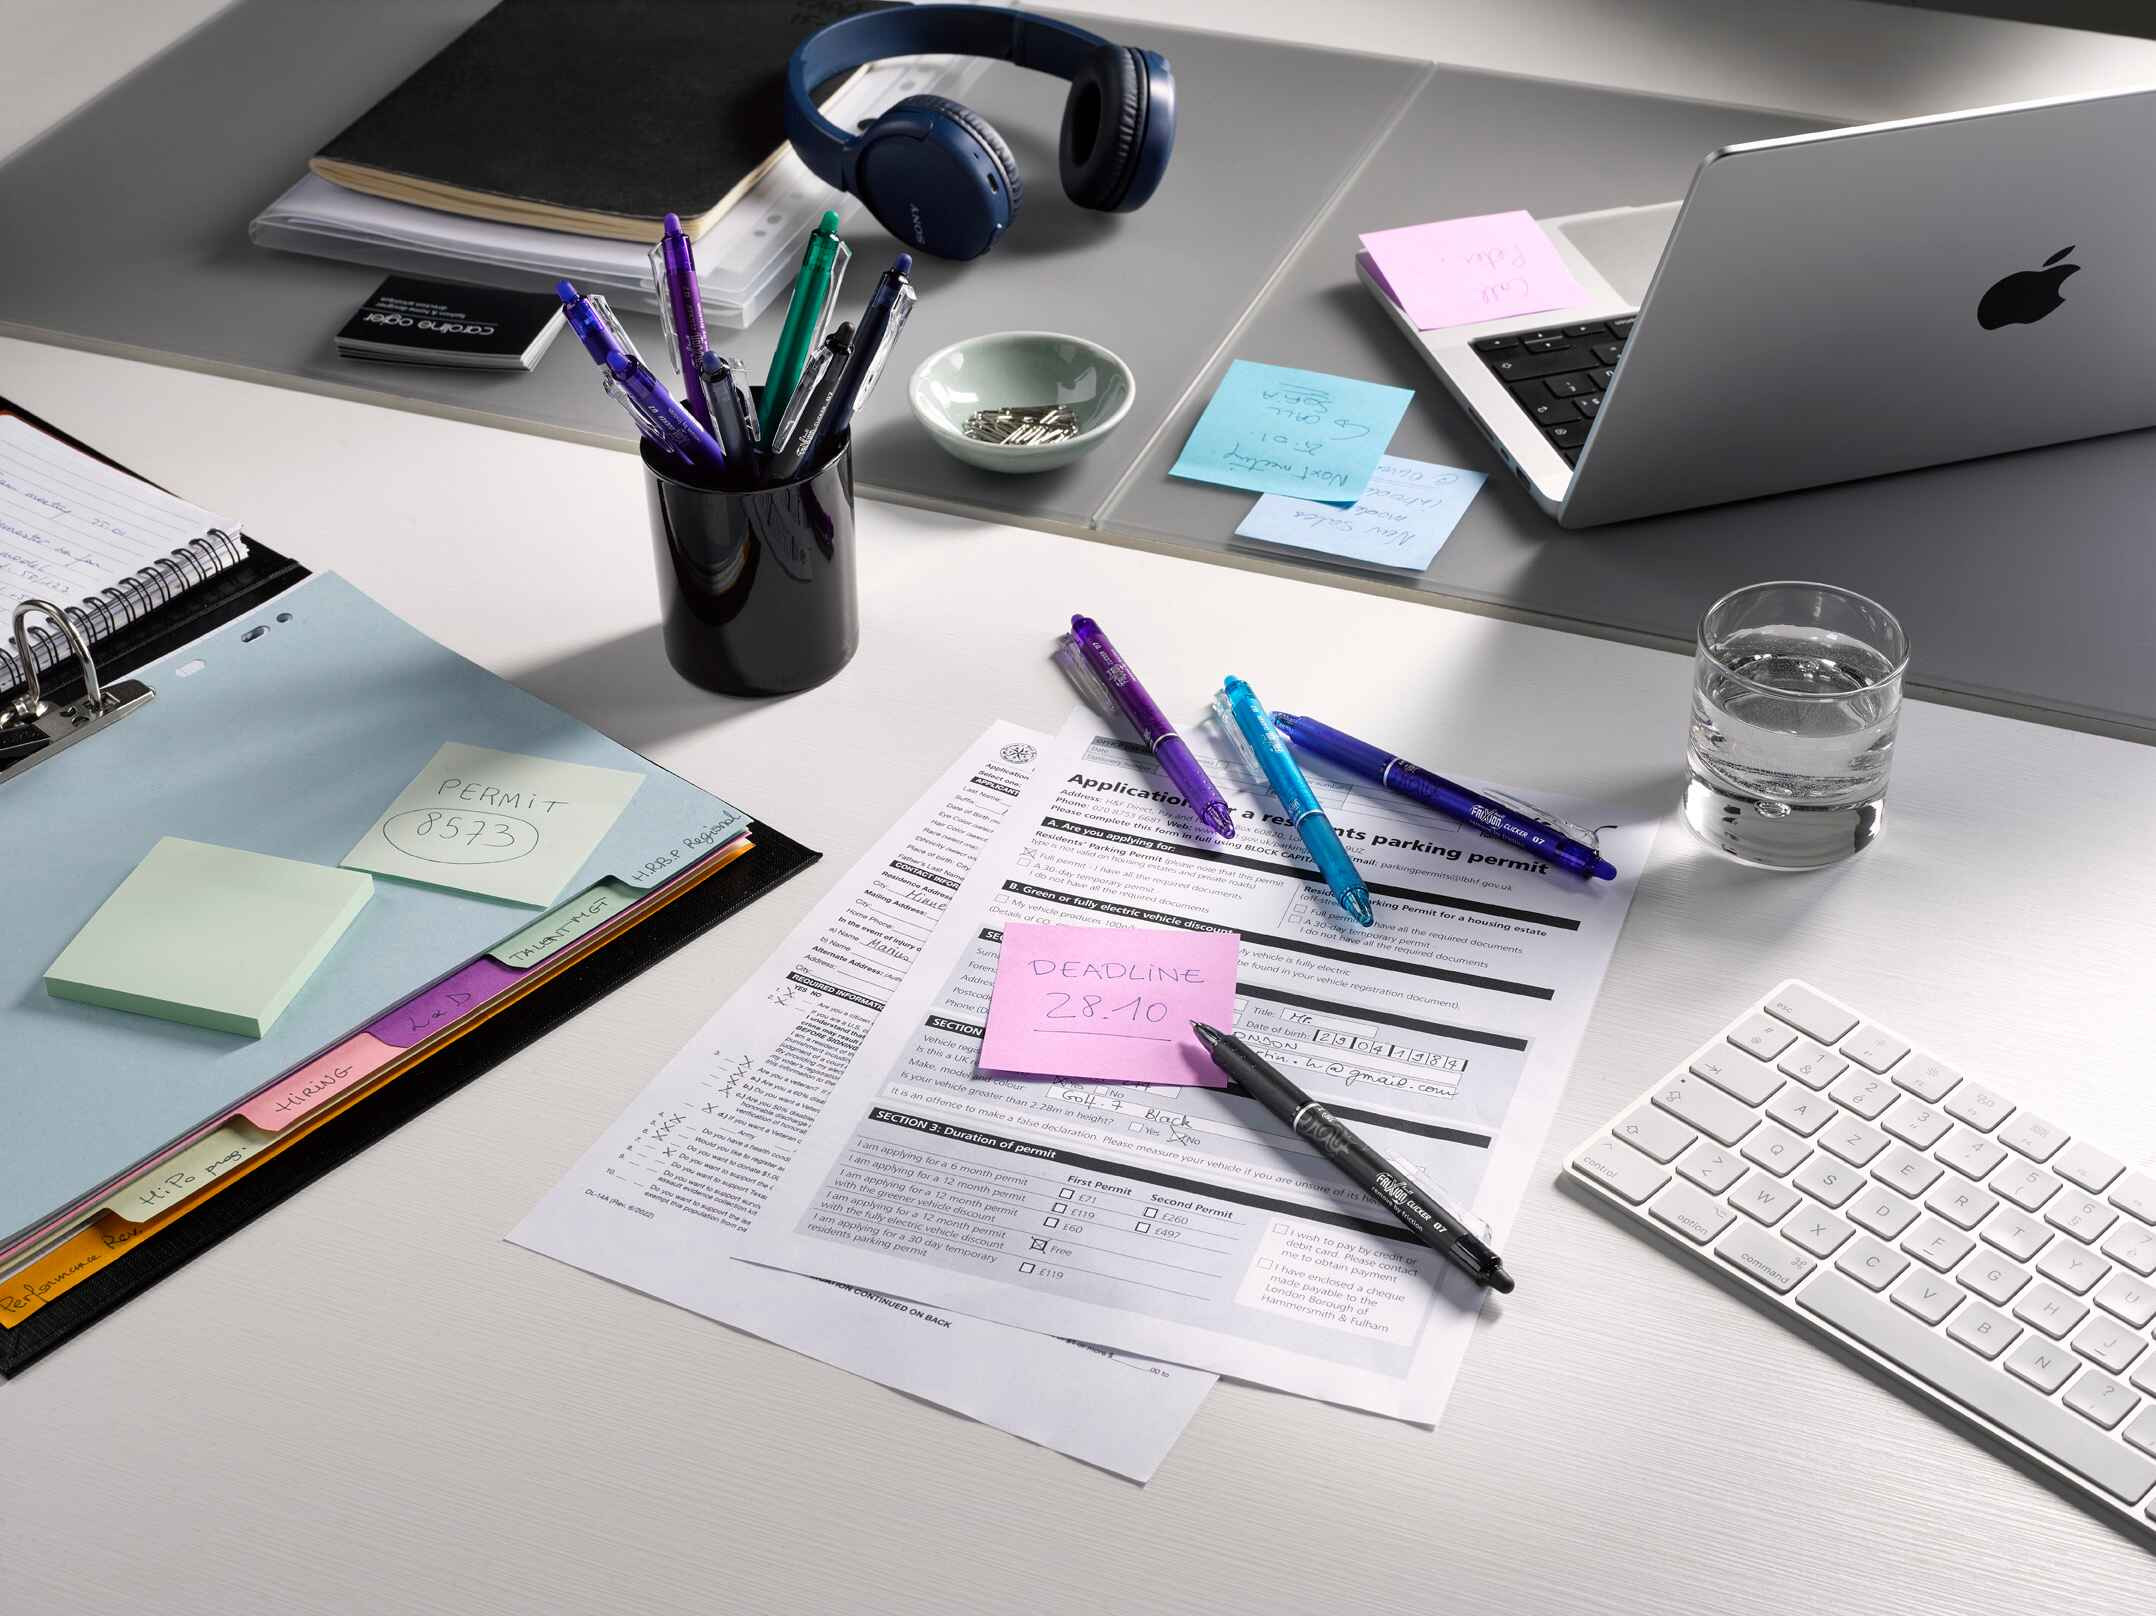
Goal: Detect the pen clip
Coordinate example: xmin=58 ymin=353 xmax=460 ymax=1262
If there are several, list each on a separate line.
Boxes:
xmin=1474 ymin=784 xmax=1602 ymax=851
xmin=698 ymin=353 xmax=761 ymax=449
xmin=648 ymin=241 xmax=685 ymax=380
xmin=601 ymin=366 xmax=689 ymax=463
xmin=1053 ymin=633 xmax=1120 ymax=720
xmin=808 ymin=241 xmax=853 ymax=349
xmin=850 ymin=284 xmax=916 ymax=412
xmin=1208 ymin=687 xmax=1267 ymax=779
xmin=771 ymin=340 xmax=841 ymax=448
xmin=588 ymin=295 xmax=641 ymax=365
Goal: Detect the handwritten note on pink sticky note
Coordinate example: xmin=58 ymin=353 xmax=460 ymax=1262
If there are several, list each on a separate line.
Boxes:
xmin=1360 ymin=210 xmax=1585 ymax=332
xmin=978 ymin=923 xmax=1239 ymax=1087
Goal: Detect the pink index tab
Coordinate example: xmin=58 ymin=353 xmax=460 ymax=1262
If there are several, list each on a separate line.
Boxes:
xmin=239 ymin=1031 xmax=400 ymax=1130
xmin=1358 ymin=210 xmax=1586 ymax=332
xmin=977 ymin=923 xmax=1239 ymax=1088
xmin=368 ymin=956 xmax=520 ymax=1050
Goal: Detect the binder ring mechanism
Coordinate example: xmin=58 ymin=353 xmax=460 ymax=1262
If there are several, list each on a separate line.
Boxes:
xmin=1 ymin=599 xmax=155 ymax=780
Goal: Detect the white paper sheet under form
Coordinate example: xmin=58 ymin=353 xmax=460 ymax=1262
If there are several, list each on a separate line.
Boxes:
xmin=508 ymin=720 xmax=1213 ymax=1482
xmin=741 ymin=706 xmax=1657 ymax=1422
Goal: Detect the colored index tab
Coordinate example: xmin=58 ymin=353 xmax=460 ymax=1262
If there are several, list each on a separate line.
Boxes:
xmin=343 ymin=741 xmax=645 ymax=907
xmin=99 ymin=1122 xmax=272 ymax=1223
xmin=239 ymin=1031 xmax=399 ymax=1130
xmin=491 ymin=878 xmax=642 ymax=969
xmin=1169 ymin=360 xmax=1412 ymax=504
xmin=1358 ymin=210 xmax=1586 ymax=331
xmin=977 ymin=923 xmax=1240 ymax=1087
xmin=368 ymin=956 xmax=519 ymax=1049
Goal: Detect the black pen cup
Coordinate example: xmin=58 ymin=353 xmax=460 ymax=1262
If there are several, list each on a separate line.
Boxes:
xmin=640 ymin=430 xmax=858 ymax=697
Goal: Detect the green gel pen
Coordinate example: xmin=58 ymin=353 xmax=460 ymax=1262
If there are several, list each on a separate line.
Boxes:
xmin=760 ymin=210 xmax=850 ymax=437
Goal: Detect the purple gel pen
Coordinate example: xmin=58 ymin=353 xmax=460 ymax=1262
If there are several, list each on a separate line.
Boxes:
xmin=1062 ymin=615 xmax=1236 ymax=840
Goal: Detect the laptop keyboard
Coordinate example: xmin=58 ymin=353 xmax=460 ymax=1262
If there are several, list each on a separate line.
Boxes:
xmin=1471 ymin=317 xmax=1634 ymax=466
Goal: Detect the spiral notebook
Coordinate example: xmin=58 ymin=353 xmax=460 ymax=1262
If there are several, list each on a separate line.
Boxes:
xmin=0 ymin=409 xmax=251 ymax=691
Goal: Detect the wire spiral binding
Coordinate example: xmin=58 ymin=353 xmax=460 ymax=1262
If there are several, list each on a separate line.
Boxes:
xmin=0 ymin=528 xmax=246 ymax=691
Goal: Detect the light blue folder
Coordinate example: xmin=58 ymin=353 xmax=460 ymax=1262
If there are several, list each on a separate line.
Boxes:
xmin=0 ymin=573 xmax=746 ymax=1247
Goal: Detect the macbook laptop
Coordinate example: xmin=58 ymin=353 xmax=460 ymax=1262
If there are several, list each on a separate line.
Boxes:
xmin=1359 ymin=86 xmax=2156 ymax=527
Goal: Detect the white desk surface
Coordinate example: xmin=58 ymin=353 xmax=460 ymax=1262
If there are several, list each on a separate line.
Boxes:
xmin=7 ymin=3 xmax=2156 ymax=1610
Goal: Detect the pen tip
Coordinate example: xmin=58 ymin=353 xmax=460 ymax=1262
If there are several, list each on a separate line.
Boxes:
xmin=554 ymin=278 xmax=578 ymax=304
xmin=663 ymin=211 xmax=682 ymax=234
xmin=1190 ymin=1022 xmax=1223 ymax=1050
xmin=895 ymin=251 xmax=913 ymax=275
xmin=1591 ymin=859 xmax=1618 ymax=881
xmin=1486 ymin=1264 xmax=1515 ymax=1294
xmin=1345 ymin=891 xmax=1375 ymax=927
xmin=819 ymin=209 xmax=841 ymax=232
xmin=1199 ymin=803 xmax=1236 ymax=840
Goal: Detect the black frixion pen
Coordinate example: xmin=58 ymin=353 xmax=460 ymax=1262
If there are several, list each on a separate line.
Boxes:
xmin=1193 ymin=1022 xmax=1514 ymax=1293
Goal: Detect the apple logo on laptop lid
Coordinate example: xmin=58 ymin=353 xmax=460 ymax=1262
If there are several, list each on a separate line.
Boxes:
xmin=1978 ymin=246 xmax=2078 ymax=330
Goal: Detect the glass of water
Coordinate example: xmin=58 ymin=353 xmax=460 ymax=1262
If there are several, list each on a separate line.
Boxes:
xmin=1684 ymin=581 xmax=1908 ymax=869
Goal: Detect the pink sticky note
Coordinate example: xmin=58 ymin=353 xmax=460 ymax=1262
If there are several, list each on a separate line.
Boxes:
xmin=977 ymin=923 xmax=1240 ymax=1087
xmin=1359 ymin=210 xmax=1585 ymax=332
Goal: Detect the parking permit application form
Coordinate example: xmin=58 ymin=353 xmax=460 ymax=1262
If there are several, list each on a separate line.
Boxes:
xmin=743 ymin=707 xmax=1655 ymax=1420
xmin=511 ymin=722 xmax=1212 ymax=1482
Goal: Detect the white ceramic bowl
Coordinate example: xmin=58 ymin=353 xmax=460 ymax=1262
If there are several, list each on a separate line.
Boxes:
xmin=908 ymin=331 xmax=1135 ymax=474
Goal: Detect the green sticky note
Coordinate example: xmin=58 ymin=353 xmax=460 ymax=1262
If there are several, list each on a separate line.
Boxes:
xmin=46 ymin=838 xmax=374 ymax=1037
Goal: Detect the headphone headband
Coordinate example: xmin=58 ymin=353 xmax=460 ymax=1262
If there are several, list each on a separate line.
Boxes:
xmin=787 ymin=5 xmax=1110 ymax=188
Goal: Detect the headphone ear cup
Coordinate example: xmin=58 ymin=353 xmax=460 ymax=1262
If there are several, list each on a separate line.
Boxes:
xmin=887 ymin=94 xmax=1023 ymax=215
xmin=1060 ymin=46 xmax=1147 ymax=212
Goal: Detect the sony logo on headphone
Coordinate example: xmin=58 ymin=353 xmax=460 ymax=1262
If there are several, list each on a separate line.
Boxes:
xmin=907 ymin=201 xmax=927 ymax=246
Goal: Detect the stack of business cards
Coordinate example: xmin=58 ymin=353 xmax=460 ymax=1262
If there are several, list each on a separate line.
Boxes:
xmin=335 ymin=275 xmax=564 ymax=370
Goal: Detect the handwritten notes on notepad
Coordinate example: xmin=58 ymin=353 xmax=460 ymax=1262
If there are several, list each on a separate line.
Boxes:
xmin=342 ymin=742 xmax=644 ymax=906
xmin=1360 ymin=211 xmax=1585 ymax=331
xmin=978 ymin=923 xmax=1240 ymax=1087
xmin=1170 ymin=361 xmax=1413 ymax=503
xmin=1234 ymin=455 xmax=1487 ymax=572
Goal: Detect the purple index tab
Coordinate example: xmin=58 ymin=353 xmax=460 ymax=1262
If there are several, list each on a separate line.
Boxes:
xmin=368 ymin=957 xmax=520 ymax=1050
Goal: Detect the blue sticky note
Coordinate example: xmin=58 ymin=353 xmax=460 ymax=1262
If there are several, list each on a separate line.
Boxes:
xmin=1169 ymin=360 xmax=1414 ymax=503
xmin=1233 ymin=455 xmax=1486 ymax=572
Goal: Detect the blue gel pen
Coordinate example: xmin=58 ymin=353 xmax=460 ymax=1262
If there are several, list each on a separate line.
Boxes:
xmin=1215 ymin=676 xmax=1375 ymax=927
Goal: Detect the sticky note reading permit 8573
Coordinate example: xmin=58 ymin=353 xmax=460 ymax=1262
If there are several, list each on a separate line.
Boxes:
xmin=343 ymin=741 xmax=644 ymax=906
xmin=977 ymin=922 xmax=1240 ymax=1088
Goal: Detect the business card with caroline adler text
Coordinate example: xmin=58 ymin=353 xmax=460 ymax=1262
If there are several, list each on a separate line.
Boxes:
xmin=335 ymin=276 xmax=565 ymax=370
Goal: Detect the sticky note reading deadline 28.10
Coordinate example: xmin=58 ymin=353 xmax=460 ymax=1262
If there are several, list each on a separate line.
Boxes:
xmin=343 ymin=741 xmax=644 ymax=907
xmin=977 ymin=923 xmax=1241 ymax=1087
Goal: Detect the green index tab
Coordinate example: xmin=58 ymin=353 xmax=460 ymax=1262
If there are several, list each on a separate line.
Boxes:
xmin=45 ymin=837 xmax=374 ymax=1038
xmin=490 ymin=878 xmax=641 ymax=969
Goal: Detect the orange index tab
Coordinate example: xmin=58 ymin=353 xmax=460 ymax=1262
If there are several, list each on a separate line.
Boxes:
xmin=240 ymin=1032 xmax=398 ymax=1130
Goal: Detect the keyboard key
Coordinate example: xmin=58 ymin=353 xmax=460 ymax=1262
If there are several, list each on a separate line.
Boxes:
xmin=2047 ymin=1192 xmax=2119 ymax=1245
xmin=2124 ymin=1406 xmax=2156 ymax=1459
xmin=1615 ymin=1105 xmax=1696 ymax=1164
xmin=1713 ymin=1220 xmax=1818 ymax=1294
xmin=1874 ymin=1145 xmax=1944 ymax=1200
xmin=1892 ymin=1054 xmax=1962 ymax=1104
xmin=2072 ymin=1318 xmax=2146 ymax=1378
xmin=1649 ymin=1181 xmax=1737 ymax=1245
xmin=1651 ymin=1074 xmax=1758 ymax=1147
xmin=1943 ymin=1082 xmax=2013 ymax=1133
xmin=2014 ymin=1282 xmax=2090 ymax=1340
xmin=1840 ymin=1025 xmax=1908 ymax=1073
xmin=1559 ymin=447 xmax=1581 ymax=467
xmin=1777 ymin=1039 xmax=1847 ymax=1090
xmin=1544 ymin=373 xmax=1592 ymax=398
xmin=1690 ymin=1043 xmax=1780 ymax=1105
xmin=1575 ymin=1135 xmax=1669 ymax=1204
xmin=1981 ymin=1208 xmax=2052 ymax=1264
xmin=1765 ymin=1086 xmax=1833 ymax=1137
xmin=2064 ymin=1369 xmax=2138 ymax=1431
xmin=1784 ymin=1206 xmax=1855 ymax=1258
xmin=1922 ymin=1178 xmax=1997 ymax=1231
xmin=2136 ymin=1355 xmax=2156 ymax=1400
xmin=1993 ymin=1162 xmax=2061 ymax=1213
xmin=1837 ymin=1235 xmax=1910 ymax=1290
xmin=1794 ymin=1153 xmax=1864 ymax=1208
xmin=2056 ymin=1143 xmax=2125 ymax=1195
xmin=1518 ymin=328 xmax=1570 ymax=343
xmin=1575 ymin=395 xmax=1601 ymax=418
xmin=1728 ymin=1010 xmax=1798 ymax=1062
xmin=1524 ymin=396 xmax=1580 ymax=426
xmin=1730 ymin=1174 xmax=1802 ymax=1226
xmin=1882 ymin=1101 xmax=1952 ymax=1151
xmin=1932 ymin=1127 xmax=2007 ymax=1183
xmin=2094 ymin=1271 xmax=2156 ymax=1329
xmin=1610 ymin=315 xmax=1637 ymax=334
xmin=1946 ymin=1299 xmax=2022 ymax=1360
xmin=1586 ymin=365 xmax=1617 ymax=389
xmin=1957 ymin=1252 xmax=2031 ymax=1307
xmin=1902 ymin=1217 xmax=1975 ymax=1273
xmin=1741 ymin=1122 xmax=1811 ymax=1177
xmin=1560 ymin=322 xmax=1607 ymax=339
xmin=1892 ymin=1268 xmax=1963 ymax=1325
xmin=1799 ymin=1272 xmax=2156 ymax=1502
xmin=2006 ymin=1334 xmax=2081 ymax=1395
xmin=1486 ymin=347 xmax=1600 ymax=383
xmin=1522 ymin=336 xmax=1569 ymax=354
xmin=2110 ymin=1173 xmax=2156 ymax=1226
xmin=1828 ymin=1068 xmax=1896 ymax=1120
xmin=1848 ymin=1186 xmax=1922 ymax=1241
xmin=2035 ymin=1239 xmax=2111 ymax=1297
xmin=1997 ymin=1110 xmax=2068 ymax=1163
xmin=1677 ymin=1141 xmax=1748 ymax=1195
xmin=1470 ymin=334 xmax=1521 ymax=352
xmin=1820 ymin=1115 xmax=1889 ymax=1167
xmin=1543 ymin=420 xmax=1590 ymax=450
xmin=1591 ymin=342 xmax=1624 ymax=365
xmin=2101 ymin=1220 xmax=2156 ymax=1277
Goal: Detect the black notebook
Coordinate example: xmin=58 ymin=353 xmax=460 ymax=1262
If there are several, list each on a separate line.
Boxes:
xmin=310 ymin=0 xmax=891 ymax=244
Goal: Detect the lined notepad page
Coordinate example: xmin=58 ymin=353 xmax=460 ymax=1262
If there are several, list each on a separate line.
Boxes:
xmin=0 ymin=416 xmax=245 ymax=688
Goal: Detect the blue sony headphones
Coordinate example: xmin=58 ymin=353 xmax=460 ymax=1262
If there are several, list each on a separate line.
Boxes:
xmin=785 ymin=4 xmax=1176 ymax=261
